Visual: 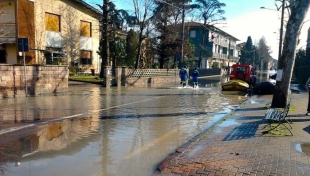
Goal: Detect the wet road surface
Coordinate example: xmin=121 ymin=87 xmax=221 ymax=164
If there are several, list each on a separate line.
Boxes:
xmin=0 ymin=77 xmax=250 ymax=176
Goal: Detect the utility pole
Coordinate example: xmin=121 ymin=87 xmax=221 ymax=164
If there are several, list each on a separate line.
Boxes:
xmin=181 ymin=0 xmax=185 ymax=66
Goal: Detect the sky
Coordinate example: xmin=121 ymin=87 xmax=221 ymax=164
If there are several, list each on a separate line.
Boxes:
xmin=85 ymin=0 xmax=310 ymax=60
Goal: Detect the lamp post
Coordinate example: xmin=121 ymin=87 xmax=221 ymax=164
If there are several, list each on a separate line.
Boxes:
xmin=260 ymin=0 xmax=285 ymax=61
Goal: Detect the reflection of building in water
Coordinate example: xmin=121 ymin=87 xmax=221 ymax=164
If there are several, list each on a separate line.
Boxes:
xmin=301 ymin=143 xmax=310 ymax=156
xmin=37 ymin=116 xmax=98 ymax=151
xmin=0 ymin=116 xmax=99 ymax=167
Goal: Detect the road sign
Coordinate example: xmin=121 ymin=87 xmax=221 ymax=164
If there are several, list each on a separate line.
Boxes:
xmin=18 ymin=38 xmax=29 ymax=52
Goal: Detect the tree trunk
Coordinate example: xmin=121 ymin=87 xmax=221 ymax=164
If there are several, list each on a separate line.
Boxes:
xmin=100 ymin=0 xmax=110 ymax=77
xmin=271 ymin=0 xmax=310 ymax=108
xmin=135 ymin=28 xmax=144 ymax=69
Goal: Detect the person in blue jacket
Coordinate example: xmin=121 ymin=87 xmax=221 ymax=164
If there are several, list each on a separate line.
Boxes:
xmin=179 ymin=66 xmax=189 ymax=87
xmin=191 ymin=67 xmax=200 ymax=88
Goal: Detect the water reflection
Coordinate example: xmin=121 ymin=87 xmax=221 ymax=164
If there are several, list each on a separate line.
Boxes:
xmin=296 ymin=143 xmax=310 ymax=156
xmin=0 ymin=116 xmax=99 ymax=175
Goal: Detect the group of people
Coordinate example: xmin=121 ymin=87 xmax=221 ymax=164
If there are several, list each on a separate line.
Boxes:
xmin=179 ymin=66 xmax=200 ymax=88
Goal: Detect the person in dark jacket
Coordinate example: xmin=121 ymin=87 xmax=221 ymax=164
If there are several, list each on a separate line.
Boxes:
xmin=191 ymin=67 xmax=200 ymax=88
xmin=179 ymin=66 xmax=189 ymax=87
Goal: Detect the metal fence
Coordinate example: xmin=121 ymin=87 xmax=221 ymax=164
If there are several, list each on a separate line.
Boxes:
xmin=127 ymin=69 xmax=179 ymax=77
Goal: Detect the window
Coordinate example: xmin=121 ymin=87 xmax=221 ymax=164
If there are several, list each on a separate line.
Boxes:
xmin=44 ymin=47 xmax=64 ymax=65
xmin=80 ymin=21 xmax=91 ymax=37
xmin=190 ymin=30 xmax=196 ymax=38
xmin=45 ymin=13 xmax=60 ymax=32
xmin=222 ymin=47 xmax=228 ymax=54
xmin=80 ymin=50 xmax=92 ymax=65
xmin=230 ymin=49 xmax=234 ymax=56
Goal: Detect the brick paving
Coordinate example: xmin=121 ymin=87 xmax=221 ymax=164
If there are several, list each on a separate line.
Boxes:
xmin=156 ymin=93 xmax=310 ymax=176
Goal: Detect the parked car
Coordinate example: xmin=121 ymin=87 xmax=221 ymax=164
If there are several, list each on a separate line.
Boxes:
xmin=252 ymin=82 xmax=275 ymax=95
xmin=269 ymin=73 xmax=277 ymax=80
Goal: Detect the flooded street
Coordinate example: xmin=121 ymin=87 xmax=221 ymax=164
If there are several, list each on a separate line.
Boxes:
xmin=0 ymin=75 xmax=268 ymax=176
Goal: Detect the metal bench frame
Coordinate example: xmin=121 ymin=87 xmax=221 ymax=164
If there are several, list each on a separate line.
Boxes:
xmin=264 ymin=98 xmax=293 ymax=135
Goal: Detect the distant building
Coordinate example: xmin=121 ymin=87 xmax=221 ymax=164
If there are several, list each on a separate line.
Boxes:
xmin=0 ymin=0 xmax=101 ymax=73
xmin=185 ymin=22 xmax=239 ymax=69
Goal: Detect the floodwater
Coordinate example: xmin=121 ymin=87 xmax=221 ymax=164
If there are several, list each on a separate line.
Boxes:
xmin=296 ymin=143 xmax=310 ymax=156
xmin=0 ymin=75 xmax=269 ymax=176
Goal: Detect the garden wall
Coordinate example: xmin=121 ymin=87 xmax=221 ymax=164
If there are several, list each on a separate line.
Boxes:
xmin=0 ymin=65 xmax=68 ymax=98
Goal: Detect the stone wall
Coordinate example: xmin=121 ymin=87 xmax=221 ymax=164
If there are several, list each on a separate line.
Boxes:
xmin=0 ymin=65 xmax=68 ymax=98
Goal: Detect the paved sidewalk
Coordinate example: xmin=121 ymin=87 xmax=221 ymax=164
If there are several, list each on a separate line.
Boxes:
xmin=156 ymin=93 xmax=310 ymax=176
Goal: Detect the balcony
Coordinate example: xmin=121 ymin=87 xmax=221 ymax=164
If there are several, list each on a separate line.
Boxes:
xmin=211 ymin=52 xmax=239 ymax=62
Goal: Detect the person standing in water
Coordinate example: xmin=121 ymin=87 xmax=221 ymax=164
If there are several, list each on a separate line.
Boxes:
xmin=191 ymin=67 xmax=200 ymax=88
xmin=179 ymin=66 xmax=189 ymax=87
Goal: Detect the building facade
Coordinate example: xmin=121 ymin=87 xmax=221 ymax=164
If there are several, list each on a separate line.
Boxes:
xmin=0 ymin=0 xmax=101 ymax=72
xmin=186 ymin=22 xmax=239 ymax=69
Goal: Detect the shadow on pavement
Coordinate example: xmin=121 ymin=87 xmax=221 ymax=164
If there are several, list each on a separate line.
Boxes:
xmin=222 ymin=121 xmax=262 ymax=141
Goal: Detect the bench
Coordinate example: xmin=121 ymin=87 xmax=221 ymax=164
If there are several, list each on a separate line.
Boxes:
xmin=264 ymin=98 xmax=293 ymax=135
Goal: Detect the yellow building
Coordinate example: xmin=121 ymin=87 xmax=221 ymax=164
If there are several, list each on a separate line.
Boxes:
xmin=0 ymin=0 xmax=101 ymax=72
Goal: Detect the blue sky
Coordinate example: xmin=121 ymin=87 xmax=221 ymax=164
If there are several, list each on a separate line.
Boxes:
xmin=85 ymin=0 xmax=310 ymax=59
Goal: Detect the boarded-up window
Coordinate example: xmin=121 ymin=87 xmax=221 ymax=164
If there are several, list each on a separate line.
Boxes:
xmin=45 ymin=13 xmax=60 ymax=32
xmin=80 ymin=21 xmax=91 ymax=37
xmin=80 ymin=50 xmax=92 ymax=65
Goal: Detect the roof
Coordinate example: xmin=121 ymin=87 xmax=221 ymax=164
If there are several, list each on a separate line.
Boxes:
xmin=185 ymin=22 xmax=239 ymax=41
xmin=72 ymin=0 xmax=102 ymax=16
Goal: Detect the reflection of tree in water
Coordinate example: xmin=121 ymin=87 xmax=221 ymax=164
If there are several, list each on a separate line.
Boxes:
xmin=0 ymin=150 xmax=10 ymax=175
xmin=0 ymin=139 xmax=27 ymax=175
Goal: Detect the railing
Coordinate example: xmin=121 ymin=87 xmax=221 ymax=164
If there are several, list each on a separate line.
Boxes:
xmin=212 ymin=53 xmax=228 ymax=59
xmin=212 ymin=53 xmax=239 ymax=62
xmin=213 ymin=38 xmax=237 ymax=50
xmin=127 ymin=69 xmax=178 ymax=77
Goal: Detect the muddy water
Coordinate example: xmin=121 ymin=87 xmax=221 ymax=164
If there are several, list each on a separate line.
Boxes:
xmin=0 ymin=77 xmax=249 ymax=176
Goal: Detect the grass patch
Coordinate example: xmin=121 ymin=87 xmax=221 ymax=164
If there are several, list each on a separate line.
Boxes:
xmin=69 ymin=75 xmax=103 ymax=84
xmin=262 ymin=123 xmax=292 ymax=136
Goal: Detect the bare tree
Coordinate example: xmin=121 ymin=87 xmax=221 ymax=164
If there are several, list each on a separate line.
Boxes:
xmin=271 ymin=0 xmax=310 ymax=108
xmin=132 ymin=0 xmax=155 ymax=69
xmin=59 ymin=4 xmax=81 ymax=65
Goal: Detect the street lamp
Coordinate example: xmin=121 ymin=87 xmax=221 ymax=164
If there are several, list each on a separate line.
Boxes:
xmin=260 ymin=0 xmax=285 ymax=61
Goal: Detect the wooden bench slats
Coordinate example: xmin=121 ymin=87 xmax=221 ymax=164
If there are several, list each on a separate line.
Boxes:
xmin=264 ymin=99 xmax=293 ymax=135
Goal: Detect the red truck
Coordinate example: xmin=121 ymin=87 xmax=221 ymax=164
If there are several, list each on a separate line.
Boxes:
xmin=229 ymin=64 xmax=256 ymax=86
